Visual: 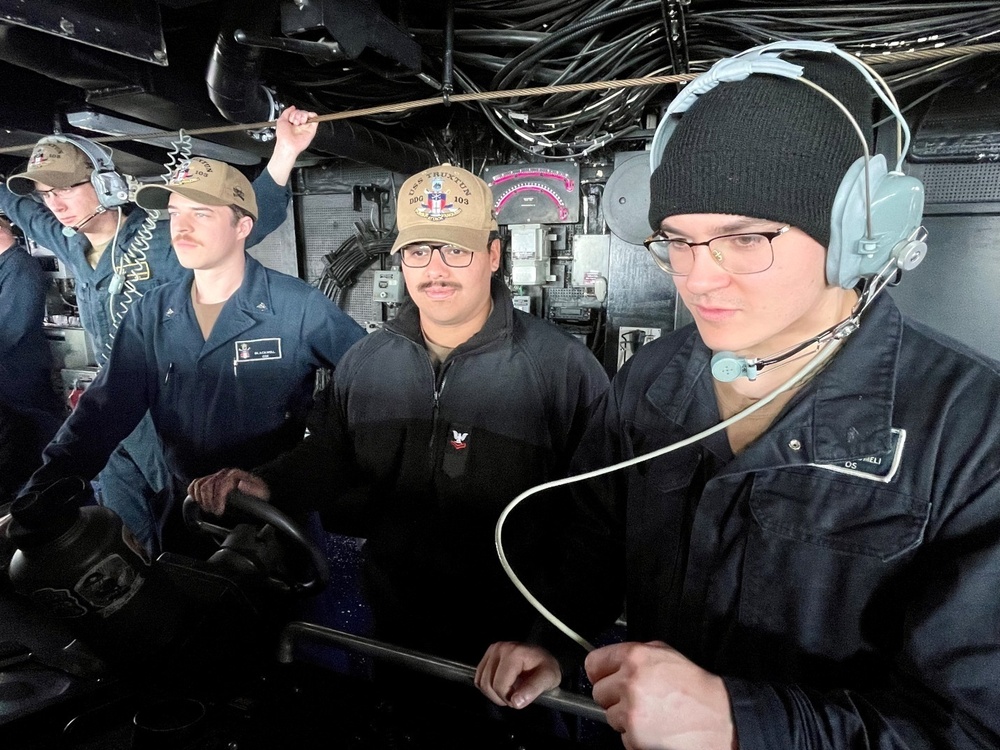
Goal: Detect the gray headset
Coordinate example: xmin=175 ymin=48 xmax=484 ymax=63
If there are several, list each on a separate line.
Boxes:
xmin=649 ymin=40 xmax=927 ymax=291
xmin=38 ymin=133 xmax=130 ymax=209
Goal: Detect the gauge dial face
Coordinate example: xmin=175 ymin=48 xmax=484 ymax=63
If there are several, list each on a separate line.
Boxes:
xmin=485 ymin=164 xmax=580 ymax=225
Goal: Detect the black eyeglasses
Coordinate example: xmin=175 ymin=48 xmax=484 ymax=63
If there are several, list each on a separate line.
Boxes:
xmin=399 ymin=244 xmax=476 ymax=268
xmin=35 ymin=181 xmax=90 ymax=203
xmin=643 ymin=225 xmax=790 ymax=276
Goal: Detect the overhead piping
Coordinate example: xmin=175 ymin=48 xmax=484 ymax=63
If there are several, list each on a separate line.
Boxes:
xmin=206 ymin=0 xmax=434 ymax=175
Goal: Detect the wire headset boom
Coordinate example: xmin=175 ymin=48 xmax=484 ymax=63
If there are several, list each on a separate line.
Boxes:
xmin=38 ymin=133 xmax=130 ymax=210
xmin=649 ymin=40 xmax=928 ymax=382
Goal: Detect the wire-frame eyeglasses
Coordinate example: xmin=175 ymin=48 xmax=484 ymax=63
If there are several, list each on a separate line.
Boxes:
xmin=34 ymin=181 xmax=90 ymax=203
xmin=643 ymin=225 xmax=791 ymax=275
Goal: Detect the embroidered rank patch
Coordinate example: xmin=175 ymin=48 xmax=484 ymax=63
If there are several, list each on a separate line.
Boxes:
xmin=809 ymin=428 xmax=906 ymax=483
xmin=234 ymin=337 xmax=282 ymax=362
xmin=443 ymin=425 xmax=471 ymax=478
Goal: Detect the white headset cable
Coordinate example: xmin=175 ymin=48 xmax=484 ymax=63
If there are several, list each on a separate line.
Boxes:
xmin=101 ymin=130 xmax=192 ymax=364
xmin=494 ymin=256 xmax=906 ymax=652
xmin=98 ymin=207 xmax=125 ymax=365
xmin=495 ymin=336 xmax=845 ymax=652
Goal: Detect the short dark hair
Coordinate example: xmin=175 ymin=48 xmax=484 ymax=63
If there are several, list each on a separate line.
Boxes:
xmin=230 ymin=204 xmax=255 ymax=226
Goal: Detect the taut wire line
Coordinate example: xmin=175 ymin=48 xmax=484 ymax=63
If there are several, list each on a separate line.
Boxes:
xmin=1 ymin=40 xmax=997 ymax=156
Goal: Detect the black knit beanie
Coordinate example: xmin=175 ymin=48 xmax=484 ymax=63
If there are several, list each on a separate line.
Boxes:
xmin=648 ymin=54 xmax=875 ymax=248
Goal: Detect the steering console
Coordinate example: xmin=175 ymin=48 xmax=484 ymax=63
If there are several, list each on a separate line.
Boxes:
xmin=182 ymin=493 xmax=329 ymax=596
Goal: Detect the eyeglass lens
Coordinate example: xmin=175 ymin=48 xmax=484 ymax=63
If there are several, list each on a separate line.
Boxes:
xmin=647 ymin=233 xmax=775 ymax=275
xmin=401 ymin=244 xmax=475 ymax=268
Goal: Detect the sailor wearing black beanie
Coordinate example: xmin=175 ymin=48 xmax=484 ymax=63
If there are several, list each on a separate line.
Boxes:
xmin=475 ymin=41 xmax=999 ymax=750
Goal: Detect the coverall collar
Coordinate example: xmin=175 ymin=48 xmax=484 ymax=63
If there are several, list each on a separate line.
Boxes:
xmin=161 ymin=254 xmax=276 ymax=358
xmin=643 ymin=292 xmax=901 ymax=467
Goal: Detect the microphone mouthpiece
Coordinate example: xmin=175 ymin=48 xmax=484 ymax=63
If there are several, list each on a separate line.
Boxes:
xmin=60 ymin=206 xmax=106 ymax=237
xmin=710 ymin=352 xmax=749 ymax=383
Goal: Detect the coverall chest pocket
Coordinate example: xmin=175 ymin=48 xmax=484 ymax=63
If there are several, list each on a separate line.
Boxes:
xmin=748 ymin=471 xmax=930 ymax=561
xmin=739 ymin=473 xmax=931 ymax=657
xmin=232 ymin=357 xmax=298 ymax=416
xmin=233 ymin=357 xmax=292 ymax=382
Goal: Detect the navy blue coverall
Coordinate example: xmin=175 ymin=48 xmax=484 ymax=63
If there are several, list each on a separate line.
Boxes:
xmin=23 ymin=254 xmax=365 ymax=550
xmin=0 ymin=173 xmax=290 ymax=548
xmin=0 ymin=241 xmax=63 ymax=502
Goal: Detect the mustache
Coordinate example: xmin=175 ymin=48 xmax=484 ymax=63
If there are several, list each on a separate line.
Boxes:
xmin=418 ymin=280 xmax=460 ymax=292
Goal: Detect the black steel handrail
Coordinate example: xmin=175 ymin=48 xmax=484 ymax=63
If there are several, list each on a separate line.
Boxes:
xmin=276 ymin=621 xmax=607 ymax=724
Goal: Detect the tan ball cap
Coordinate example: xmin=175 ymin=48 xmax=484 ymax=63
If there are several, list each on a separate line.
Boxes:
xmin=134 ymin=157 xmax=258 ymax=220
xmin=391 ymin=163 xmax=498 ymax=254
xmin=7 ymin=139 xmax=94 ymax=196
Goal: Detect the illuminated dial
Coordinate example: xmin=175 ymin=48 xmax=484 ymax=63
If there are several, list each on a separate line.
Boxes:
xmin=484 ymin=163 xmax=580 ymax=225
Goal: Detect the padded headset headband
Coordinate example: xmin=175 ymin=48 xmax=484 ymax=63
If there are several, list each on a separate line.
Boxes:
xmin=650 ymin=40 xmax=910 ymax=175
xmin=41 ymin=133 xmax=118 ymax=175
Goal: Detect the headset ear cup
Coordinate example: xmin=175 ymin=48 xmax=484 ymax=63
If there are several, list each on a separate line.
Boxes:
xmin=869 ymin=172 xmax=925 ymax=274
xmin=827 ymin=156 xmax=868 ymax=288
xmin=828 ymin=154 xmax=892 ymax=289
xmin=91 ymin=170 xmax=130 ymax=209
xmin=827 ymin=157 xmax=925 ymax=289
